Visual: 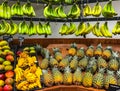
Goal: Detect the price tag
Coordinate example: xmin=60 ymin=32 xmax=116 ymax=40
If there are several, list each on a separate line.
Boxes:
xmin=18 ymin=36 xmax=24 ymax=47
xmin=108 ymin=84 xmax=120 ymax=91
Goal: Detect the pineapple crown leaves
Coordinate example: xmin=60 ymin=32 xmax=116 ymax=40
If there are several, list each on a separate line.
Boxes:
xmin=42 ymin=69 xmax=48 ymax=74
xmin=44 ymin=49 xmax=50 ymax=59
xmin=73 ymin=55 xmax=78 ymax=60
xmin=117 ymin=69 xmax=120 ymax=78
xmin=88 ymin=45 xmax=94 ymax=49
xmin=52 ymin=47 xmax=61 ymax=53
xmin=89 ymin=57 xmax=97 ymax=62
xmin=97 ymin=43 xmax=102 ymax=49
xmin=107 ymin=69 xmax=115 ymax=76
xmin=98 ymin=67 xmax=105 ymax=74
xmin=105 ymin=46 xmax=112 ymax=52
xmin=64 ymin=66 xmax=71 ymax=73
xmin=80 ymin=47 xmax=84 ymax=50
xmin=76 ymin=67 xmax=82 ymax=72
xmin=70 ymin=42 xmax=77 ymax=49
xmin=35 ymin=44 xmax=43 ymax=50
xmin=111 ymin=51 xmax=119 ymax=59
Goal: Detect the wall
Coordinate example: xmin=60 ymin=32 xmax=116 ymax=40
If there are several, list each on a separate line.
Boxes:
xmin=0 ymin=0 xmax=120 ymax=39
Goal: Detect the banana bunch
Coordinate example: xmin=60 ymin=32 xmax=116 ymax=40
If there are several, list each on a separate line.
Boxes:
xmin=11 ymin=1 xmax=23 ymax=16
xmin=0 ymin=1 xmax=11 ymax=19
xmin=22 ymin=2 xmax=36 ymax=16
xmin=68 ymin=4 xmax=80 ymax=18
xmin=44 ymin=4 xmax=58 ymax=19
xmin=75 ymin=22 xmax=92 ymax=36
xmin=83 ymin=4 xmax=92 ymax=17
xmin=64 ymin=0 xmax=74 ymax=4
xmin=37 ymin=22 xmax=52 ymax=35
xmin=102 ymin=0 xmax=117 ymax=18
xmin=92 ymin=22 xmax=103 ymax=37
xmin=100 ymin=22 xmax=112 ymax=37
xmin=92 ymin=2 xmax=102 ymax=17
xmin=112 ymin=21 xmax=120 ymax=35
xmin=59 ymin=22 xmax=77 ymax=35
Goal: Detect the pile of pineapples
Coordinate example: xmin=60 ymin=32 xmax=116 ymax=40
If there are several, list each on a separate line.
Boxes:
xmin=38 ymin=43 xmax=120 ymax=90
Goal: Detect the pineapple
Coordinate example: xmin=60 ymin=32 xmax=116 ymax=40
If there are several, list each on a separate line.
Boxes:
xmin=86 ymin=45 xmax=94 ymax=57
xmin=89 ymin=57 xmax=97 ymax=74
xmin=93 ymin=68 xmax=105 ymax=89
xmin=70 ymin=56 xmax=78 ymax=72
xmin=102 ymin=46 xmax=112 ymax=60
xmin=42 ymin=70 xmax=54 ymax=87
xmin=108 ymin=52 xmax=119 ymax=71
xmin=76 ymin=47 xmax=85 ymax=59
xmin=82 ymin=65 xmax=93 ymax=87
xmin=40 ymin=58 xmax=49 ymax=69
xmin=97 ymin=56 xmax=107 ymax=69
xmin=116 ymin=69 xmax=120 ymax=86
xmin=68 ymin=43 xmax=77 ymax=56
xmin=63 ymin=66 xmax=73 ymax=85
xmin=94 ymin=43 xmax=103 ymax=58
xmin=73 ymin=67 xmax=82 ymax=85
xmin=53 ymin=48 xmax=63 ymax=62
xmin=59 ymin=56 xmax=70 ymax=71
xmin=50 ymin=56 xmax=58 ymax=68
xmin=104 ymin=70 xmax=117 ymax=89
xmin=78 ymin=56 xmax=88 ymax=70
xmin=52 ymin=67 xmax=63 ymax=85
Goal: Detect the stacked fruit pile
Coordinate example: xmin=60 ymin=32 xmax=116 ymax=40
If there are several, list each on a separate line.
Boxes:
xmin=0 ymin=1 xmax=35 ymax=19
xmin=14 ymin=46 xmax=42 ymax=91
xmin=0 ymin=20 xmax=52 ymax=36
xmin=37 ymin=43 xmax=120 ymax=90
xmin=0 ymin=40 xmax=15 ymax=91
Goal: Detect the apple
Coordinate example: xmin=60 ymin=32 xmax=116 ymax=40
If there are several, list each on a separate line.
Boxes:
xmin=0 ymin=86 xmax=3 ymax=91
xmin=3 ymin=85 xmax=13 ymax=91
xmin=5 ymin=78 xmax=14 ymax=85
xmin=6 ymin=55 xmax=14 ymax=62
xmin=5 ymin=71 xmax=14 ymax=78
xmin=0 ymin=80 xmax=4 ymax=87
xmin=0 ymin=74 xmax=5 ymax=80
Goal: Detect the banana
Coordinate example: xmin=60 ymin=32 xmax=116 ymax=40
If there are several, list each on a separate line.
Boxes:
xmin=0 ymin=3 xmax=4 ymax=18
xmin=112 ymin=21 xmax=120 ymax=34
xmin=68 ymin=4 xmax=80 ymax=18
xmin=102 ymin=0 xmax=117 ymax=18
xmin=92 ymin=2 xmax=102 ymax=17
xmin=36 ymin=22 xmax=44 ymax=35
xmin=75 ymin=22 xmax=86 ymax=36
xmin=100 ymin=22 xmax=112 ymax=37
xmin=11 ymin=3 xmax=17 ymax=16
xmin=44 ymin=22 xmax=52 ymax=35
xmin=84 ymin=22 xmax=93 ymax=35
xmin=18 ymin=21 xmax=28 ymax=34
xmin=22 ymin=2 xmax=36 ymax=16
xmin=16 ymin=2 xmax=23 ymax=16
xmin=57 ymin=5 xmax=67 ymax=18
xmin=65 ymin=0 xmax=73 ymax=4
xmin=9 ymin=21 xmax=18 ymax=35
xmin=3 ymin=1 xmax=11 ymax=19
xmin=83 ymin=4 xmax=92 ymax=17
xmin=59 ymin=23 xmax=69 ymax=35
xmin=28 ymin=21 xmax=36 ymax=36
xmin=6 ymin=23 xmax=12 ymax=35
xmin=66 ymin=22 xmax=77 ymax=34
xmin=0 ymin=20 xmax=9 ymax=35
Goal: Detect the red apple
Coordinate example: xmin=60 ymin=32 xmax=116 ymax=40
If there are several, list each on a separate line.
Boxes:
xmin=5 ymin=78 xmax=14 ymax=85
xmin=5 ymin=71 xmax=14 ymax=78
xmin=0 ymin=86 xmax=3 ymax=91
xmin=6 ymin=55 xmax=14 ymax=62
xmin=3 ymin=85 xmax=13 ymax=91
xmin=0 ymin=74 xmax=5 ymax=80
xmin=17 ymin=51 xmax=22 ymax=56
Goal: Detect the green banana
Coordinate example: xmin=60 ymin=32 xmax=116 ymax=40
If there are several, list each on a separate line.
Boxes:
xmin=83 ymin=4 xmax=92 ymax=17
xmin=44 ymin=22 xmax=52 ymax=35
xmin=37 ymin=22 xmax=44 ymax=35
xmin=75 ymin=22 xmax=86 ymax=36
xmin=0 ymin=20 xmax=9 ymax=35
xmin=68 ymin=4 xmax=80 ymax=18
xmin=92 ymin=2 xmax=102 ymax=17
xmin=22 ymin=2 xmax=36 ymax=16
xmin=64 ymin=0 xmax=73 ymax=4
xmin=57 ymin=5 xmax=67 ymax=18
xmin=102 ymin=0 xmax=117 ymax=18
xmin=18 ymin=21 xmax=28 ymax=34
xmin=16 ymin=2 xmax=23 ymax=16
xmin=9 ymin=21 xmax=18 ymax=35
xmin=0 ymin=3 xmax=4 ymax=18
xmin=59 ymin=23 xmax=69 ymax=35
xmin=11 ymin=2 xmax=17 ymax=16
xmin=3 ymin=1 xmax=11 ymax=19
xmin=66 ymin=22 xmax=77 ymax=34
xmin=28 ymin=21 xmax=36 ymax=36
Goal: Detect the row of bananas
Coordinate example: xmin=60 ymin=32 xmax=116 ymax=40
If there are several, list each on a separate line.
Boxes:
xmin=0 ymin=20 xmax=52 ymax=36
xmin=0 ymin=1 xmax=35 ymax=19
xmin=42 ymin=0 xmax=78 ymax=4
xmin=44 ymin=3 xmax=80 ymax=19
xmin=59 ymin=21 xmax=120 ymax=38
xmin=83 ymin=1 xmax=117 ymax=17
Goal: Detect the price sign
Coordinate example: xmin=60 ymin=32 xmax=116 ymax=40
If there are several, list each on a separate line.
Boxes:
xmin=108 ymin=84 xmax=120 ymax=91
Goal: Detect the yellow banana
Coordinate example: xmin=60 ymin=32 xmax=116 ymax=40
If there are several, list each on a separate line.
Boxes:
xmin=84 ymin=23 xmax=93 ymax=34
xmin=9 ymin=21 xmax=18 ymax=35
xmin=59 ymin=23 xmax=69 ymax=35
xmin=57 ymin=5 xmax=67 ymax=18
xmin=83 ymin=4 xmax=92 ymax=17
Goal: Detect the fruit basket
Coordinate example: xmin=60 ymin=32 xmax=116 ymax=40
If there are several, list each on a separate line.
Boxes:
xmin=14 ymin=45 xmax=42 ymax=91
xmin=35 ymin=43 xmax=120 ymax=91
